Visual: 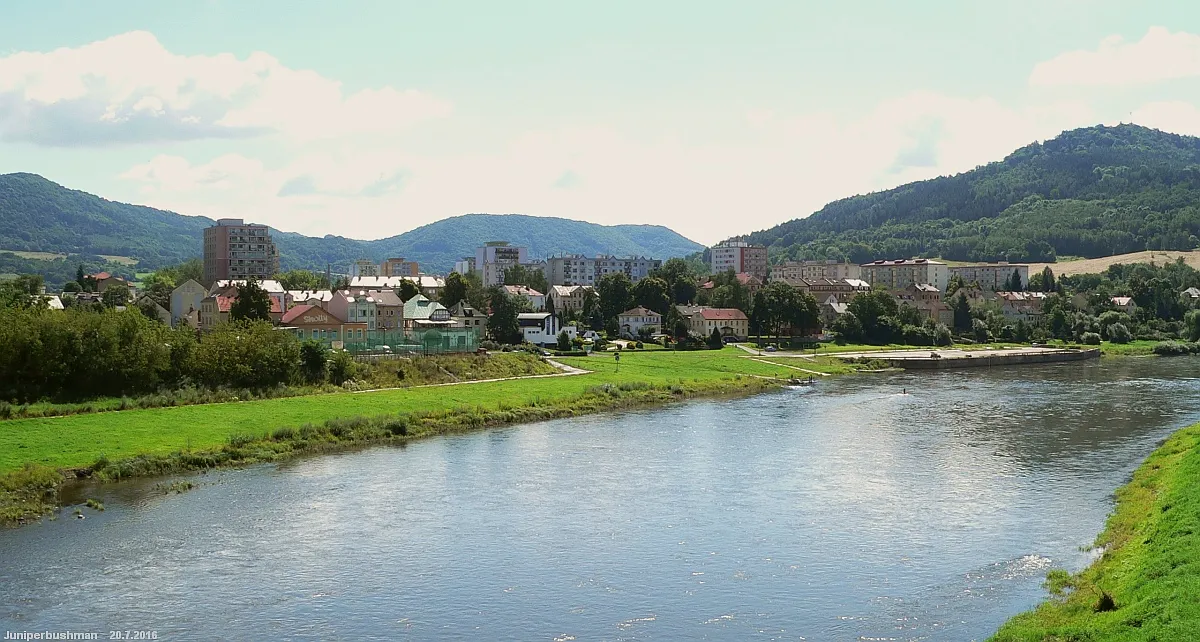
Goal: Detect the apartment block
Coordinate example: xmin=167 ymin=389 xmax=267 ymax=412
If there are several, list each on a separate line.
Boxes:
xmin=475 ymin=242 xmax=528 ymax=287
xmin=710 ymin=241 xmax=768 ymax=279
xmin=859 ymin=258 xmax=949 ymax=292
xmin=770 ymin=260 xmax=861 ymax=282
xmin=381 ymin=257 xmax=419 ymax=277
xmin=544 ymin=254 xmax=662 ymax=286
xmin=202 ymin=218 xmax=280 ymax=284
xmin=948 ymin=262 xmax=1030 ymax=291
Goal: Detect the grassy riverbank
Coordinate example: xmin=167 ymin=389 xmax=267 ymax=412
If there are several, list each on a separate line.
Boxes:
xmin=991 ymin=420 xmax=1200 ymax=640
xmin=0 ymin=348 xmax=853 ymax=523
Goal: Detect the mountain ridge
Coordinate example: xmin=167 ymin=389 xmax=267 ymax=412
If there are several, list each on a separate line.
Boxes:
xmin=0 ymin=173 xmax=704 ymax=274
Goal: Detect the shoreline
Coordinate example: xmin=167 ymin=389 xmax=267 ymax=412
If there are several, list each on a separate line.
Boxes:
xmin=990 ymin=419 xmax=1200 ymax=639
xmin=3 ymin=348 xmax=833 ymax=526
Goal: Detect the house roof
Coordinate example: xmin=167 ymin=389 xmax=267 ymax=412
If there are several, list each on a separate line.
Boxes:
xmin=91 ymin=272 xmax=111 ymax=280
xmin=403 ymin=294 xmax=451 ymax=320
xmin=550 ymin=284 xmax=592 ymax=296
xmin=700 ymin=273 xmax=761 ymax=290
xmin=287 ymin=289 xmax=334 ymax=303
xmin=211 ymin=279 xmax=285 ymax=294
xmin=350 ymin=275 xmax=445 ymax=290
xmin=214 ymin=293 xmax=284 ymax=314
xmin=844 ymin=279 xmax=871 ymax=289
xmin=365 ymin=289 xmax=404 ymax=306
xmin=619 ymin=306 xmax=661 ymax=318
xmin=909 ymin=283 xmax=940 ymax=293
xmin=449 ymin=301 xmax=480 ymax=316
xmin=1112 ymin=296 xmax=1135 ymax=306
xmin=280 ymin=304 xmax=345 ymax=324
xmin=172 ymin=279 xmax=205 ymax=294
xmin=862 ymin=258 xmax=945 ymax=266
xmin=1184 ymin=287 xmax=1200 ymax=298
xmin=698 ymin=308 xmax=747 ymax=321
xmin=41 ymin=295 xmax=64 ymax=310
xmin=503 ymin=284 xmax=544 ymax=297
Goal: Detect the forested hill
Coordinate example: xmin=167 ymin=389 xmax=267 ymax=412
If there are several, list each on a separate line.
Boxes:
xmin=741 ymin=124 xmax=1200 ymax=264
xmin=0 ymin=173 xmax=703 ymax=276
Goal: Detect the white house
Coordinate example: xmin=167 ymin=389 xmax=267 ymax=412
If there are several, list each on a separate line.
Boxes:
xmin=171 ymin=279 xmax=207 ymax=327
xmin=617 ymin=306 xmax=662 ymax=338
xmin=1111 ymin=296 xmax=1138 ymax=315
xmin=518 ymin=312 xmax=576 ymax=346
xmin=328 ymin=290 xmax=379 ymax=331
xmin=504 ymin=284 xmax=545 ymax=311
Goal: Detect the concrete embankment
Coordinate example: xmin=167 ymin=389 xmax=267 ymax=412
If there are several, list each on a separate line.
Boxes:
xmin=833 ymin=346 xmax=1101 ymax=370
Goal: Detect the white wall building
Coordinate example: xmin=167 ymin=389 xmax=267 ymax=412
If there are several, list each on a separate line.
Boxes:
xmin=859 ymin=258 xmax=950 ymax=292
xmin=475 ymin=242 xmax=528 ymax=287
xmin=544 ymin=254 xmax=662 ymax=286
xmin=518 ymin=312 xmax=575 ymax=346
xmin=710 ymin=241 xmax=768 ymax=279
xmin=770 ymin=260 xmax=861 ymax=282
xmin=948 ymin=263 xmax=1030 ymax=291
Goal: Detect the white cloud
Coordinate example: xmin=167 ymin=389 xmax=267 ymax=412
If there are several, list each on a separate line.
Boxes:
xmin=1030 ymin=26 xmax=1200 ymax=87
xmin=0 ymin=31 xmax=450 ymax=146
xmin=1130 ymin=101 xmax=1200 ymax=137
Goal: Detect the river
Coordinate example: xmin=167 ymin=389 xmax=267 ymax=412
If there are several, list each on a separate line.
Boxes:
xmin=4 ymin=358 xmax=1200 ymax=641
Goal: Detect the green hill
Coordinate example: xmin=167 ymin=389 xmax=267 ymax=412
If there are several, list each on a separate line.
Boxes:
xmin=739 ymin=124 xmax=1200 ymax=264
xmin=0 ymin=173 xmax=703 ymax=279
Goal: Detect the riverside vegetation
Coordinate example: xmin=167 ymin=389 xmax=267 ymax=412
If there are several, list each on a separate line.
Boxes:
xmin=0 ymin=348 xmax=855 ymax=524
xmin=991 ymin=419 xmax=1200 ymax=640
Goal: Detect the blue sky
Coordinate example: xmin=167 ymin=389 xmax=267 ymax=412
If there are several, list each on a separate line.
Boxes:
xmin=0 ymin=1 xmax=1198 ymax=244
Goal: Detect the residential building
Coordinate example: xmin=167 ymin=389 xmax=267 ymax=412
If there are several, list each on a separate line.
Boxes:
xmin=348 ymin=275 xmax=446 ymax=300
xmin=543 ymin=254 xmax=662 ymax=286
xmin=328 ymin=290 xmax=379 ymax=331
xmin=476 ymin=241 xmax=528 ymax=287
xmin=895 ymin=283 xmax=951 ymax=325
xmin=40 ymin=295 xmax=65 ymax=311
xmin=202 ymin=218 xmax=280 ymax=283
xmin=210 ymin=279 xmax=287 ymax=313
xmin=617 ymin=306 xmax=662 ymax=338
xmin=547 ymin=285 xmax=594 ymax=312
xmin=690 ymin=308 xmax=748 ymax=340
xmin=770 ymin=260 xmax=861 ymax=282
xmin=88 ymin=271 xmax=129 ymax=293
xmin=700 ymin=272 xmax=764 ymax=296
xmin=948 ymin=262 xmax=1030 ymax=291
xmin=503 ymin=284 xmax=545 ymax=311
xmin=994 ymin=291 xmax=1048 ymax=322
xmin=710 ymin=241 xmax=768 ymax=279
xmin=1112 ymin=296 xmax=1138 ymax=315
xmin=350 ymin=259 xmax=381 ymax=278
xmin=381 ymin=257 xmax=419 ymax=277
xmin=518 ymin=312 xmax=575 ymax=346
xmin=133 ymin=295 xmax=172 ymax=325
xmin=1184 ymin=287 xmax=1200 ymax=301
xmin=449 ymin=301 xmax=487 ymax=337
xmin=170 ymin=279 xmax=207 ymax=327
xmin=197 ymin=287 xmax=284 ymax=331
xmin=787 ymin=277 xmax=871 ymax=303
xmin=403 ymin=295 xmax=453 ymax=331
xmin=279 ymin=304 xmax=366 ymax=345
xmin=453 ymin=257 xmax=475 ymax=275
xmin=860 ymin=258 xmax=950 ymax=292
xmin=368 ymin=289 xmax=405 ymax=330
xmin=817 ymin=295 xmax=849 ymax=326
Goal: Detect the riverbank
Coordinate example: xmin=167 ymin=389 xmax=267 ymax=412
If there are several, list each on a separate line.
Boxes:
xmin=991 ymin=419 xmax=1200 ymax=640
xmin=0 ymin=348 xmax=855 ymax=525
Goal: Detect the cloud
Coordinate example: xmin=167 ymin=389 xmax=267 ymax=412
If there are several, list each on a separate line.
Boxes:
xmin=1030 ymin=27 xmax=1200 ymax=87
xmin=1130 ymin=101 xmax=1200 ymax=137
xmin=0 ymin=31 xmax=450 ymax=146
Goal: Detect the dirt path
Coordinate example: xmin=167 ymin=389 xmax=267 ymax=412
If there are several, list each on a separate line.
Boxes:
xmin=352 ymin=358 xmax=593 ymax=394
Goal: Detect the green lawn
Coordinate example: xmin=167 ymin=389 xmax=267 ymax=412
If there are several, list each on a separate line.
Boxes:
xmin=991 ymin=420 xmax=1200 ymax=640
xmin=0 ymin=348 xmax=850 ymax=475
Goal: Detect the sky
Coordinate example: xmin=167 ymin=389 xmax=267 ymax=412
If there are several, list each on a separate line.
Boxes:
xmin=1 ymin=1 xmax=1200 ymax=245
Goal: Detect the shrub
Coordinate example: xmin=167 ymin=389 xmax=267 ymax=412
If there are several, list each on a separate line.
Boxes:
xmin=1107 ymin=323 xmax=1132 ymax=344
xmin=1080 ymin=332 xmax=1102 ymax=345
xmin=1153 ymin=341 xmax=1199 ymax=356
xmin=327 ymin=351 xmax=359 ymax=385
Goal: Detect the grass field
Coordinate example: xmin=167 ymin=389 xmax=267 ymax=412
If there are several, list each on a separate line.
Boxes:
xmin=0 ymin=250 xmax=68 ymax=261
xmin=0 ymin=348 xmax=850 ymax=476
xmin=98 ymin=255 xmax=138 ymax=266
xmin=991 ymin=420 xmax=1200 ymax=640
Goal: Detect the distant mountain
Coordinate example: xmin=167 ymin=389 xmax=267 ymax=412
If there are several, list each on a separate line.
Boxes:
xmin=736 ymin=124 xmax=1200 ymax=264
xmin=0 ymin=173 xmax=703 ymax=276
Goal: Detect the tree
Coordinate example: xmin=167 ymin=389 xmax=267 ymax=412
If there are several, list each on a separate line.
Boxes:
xmin=1107 ymin=322 xmax=1132 ymax=344
xmin=75 ymin=265 xmax=86 ymax=289
xmin=503 ymin=264 xmax=548 ymax=294
xmin=708 ymin=327 xmax=724 ymax=349
xmin=632 ymin=277 xmax=671 ymax=316
xmin=581 ymin=288 xmax=604 ymax=331
xmin=758 ymin=281 xmax=820 ymax=338
xmin=1007 ymin=268 xmax=1024 ymax=292
xmin=299 ymin=341 xmax=328 ymax=383
xmin=101 ymin=282 xmax=131 ymax=308
xmin=441 ymin=271 xmax=469 ymax=308
xmin=398 ymin=279 xmax=420 ymax=302
xmin=829 ymin=311 xmax=863 ymax=343
xmin=277 ymin=269 xmax=327 ymax=291
xmin=972 ymin=318 xmax=990 ymax=343
xmin=945 ymin=274 xmax=965 ymax=297
xmin=229 ymin=279 xmax=271 ymax=322
xmin=327 ymin=350 xmax=359 ymax=385
xmin=545 ymin=292 xmax=556 ymax=319
xmin=1040 ymin=267 xmax=1057 ymax=293
xmin=141 ymin=273 xmax=175 ymax=309
xmin=0 ymin=274 xmax=45 ymax=309
xmin=597 ymin=272 xmax=634 ymax=324
xmin=1185 ymin=309 xmax=1200 ymax=341
xmin=556 ymin=330 xmax=571 ymax=352
xmin=847 ymin=289 xmax=900 ymax=343
xmin=486 ymin=288 xmax=523 ymax=344
xmin=672 ymin=318 xmax=690 ymax=341
xmin=749 ymin=290 xmax=768 ymax=338
xmin=190 ymin=320 xmax=300 ymax=389
xmin=650 ymin=257 xmax=698 ymax=304
xmin=951 ymin=292 xmax=972 ymax=333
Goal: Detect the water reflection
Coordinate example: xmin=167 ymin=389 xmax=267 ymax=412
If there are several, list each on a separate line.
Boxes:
xmin=5 ymin=358 xmax=1200 ymax=641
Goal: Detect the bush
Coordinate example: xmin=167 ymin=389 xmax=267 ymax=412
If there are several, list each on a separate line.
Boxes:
xmin=1153 ymin=341 xmax=1200 ymax=356
xmin=1107 ymin=323 xmax=1132 ymax=344
xmin=327 ymin=351 xmax=359 ymax=385
xmin=1080 ymin=332 xmax=1102 ymax=345
xmin=635 ymin=341 xmax=644 ymax=349
xmin=553 ymin=350 xmax=588 ymax=357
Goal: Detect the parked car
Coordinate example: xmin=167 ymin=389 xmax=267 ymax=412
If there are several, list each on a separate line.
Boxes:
xmin=765 ymin=345 xmax=778 ymax=352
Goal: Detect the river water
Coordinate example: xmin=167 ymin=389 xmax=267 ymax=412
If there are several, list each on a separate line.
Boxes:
xmin=4 ymin=358 xmax=1200 ymax=641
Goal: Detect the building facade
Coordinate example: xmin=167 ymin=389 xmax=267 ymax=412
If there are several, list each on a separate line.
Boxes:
xmin=328 ymin=290 xmax=379 ymax=331
xmin=690 ymin=308 xmax=748 ymax=340
xmin=381 ymin=258 xmax=419 ymax=277
xmin=787 ymin=277 xmax=871 ymax=303
xmin=202 ymin=218 xmax=280 ymax=284
xmin=860 ymin=258 xmax=950 ymax=292
xmin=518 ymin=312 xmax=575 ymax=346
xmin=548 ymin=285 xmax=593 ymax=312
xmin=543 ymin=255 xmax=662 ymax=286
xmin=475 ymin=242 xmax=528 ymax=287
xmin=770 ymin=260 xmax=862 ymax=282
xmin=170 ymin=279 xmax=207 ymax=327
xmin=617 ymin=307 xmax=662 ymax=338
xmin=948 ymin=262 xmax=1030 ymax=291
xmin=710 ymin=241 xmax=768 ymax=280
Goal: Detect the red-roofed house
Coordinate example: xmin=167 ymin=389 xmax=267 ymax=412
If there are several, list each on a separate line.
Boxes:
xmin=198 ymin=288 xmax=285 ymax=331
xmin=689 ymin=307 xmax=748 ymax=340
xmin=279 ymin=304 xmax=368 ymax=345
xmin=88 ymin=271 xmax=129 ymax=294
xmin=699 ymin=273 xmax=763 ymax=295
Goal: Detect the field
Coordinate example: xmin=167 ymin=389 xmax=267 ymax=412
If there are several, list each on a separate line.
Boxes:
xmin=1029 ymin=250 xmax=1200 ymax=277
xmin=98 ymin=255 xmax=139 ymax=266
xmin=991 ymin=419 xmax=1200 ymax=640
xmin=0 ymin=348 xmax=852 ymax=476
xmin=0 ymin=250 xmax=67 ymax=261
